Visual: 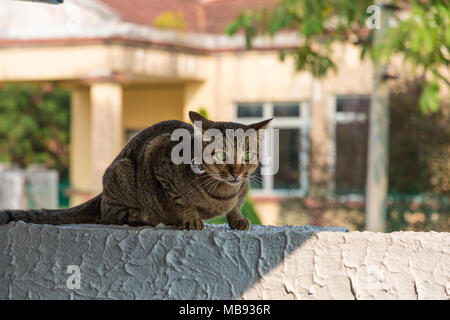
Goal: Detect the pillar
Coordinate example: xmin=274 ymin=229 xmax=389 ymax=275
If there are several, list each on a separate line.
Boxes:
xmin=70 ymin=88 xmax=92 ymax=206
xmin=90 ymin=82 xmax=123 ymax=193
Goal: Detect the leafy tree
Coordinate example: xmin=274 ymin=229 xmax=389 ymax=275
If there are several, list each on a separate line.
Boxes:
xmin=389 ymin=78 xmax=450 ymax=196
xmin=226 ymin=0 xmax=449 ymax=113
xmin=153 ymin=10 xmax=188 ymax=31
xmin=0 ymin=84 xmax=70 ymax=176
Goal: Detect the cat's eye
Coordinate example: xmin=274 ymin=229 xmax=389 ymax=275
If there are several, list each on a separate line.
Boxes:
xmin=243 ymin=152 xmax=254 ymax=162
xmin=215 ymin=151 xmax=227 ymax=162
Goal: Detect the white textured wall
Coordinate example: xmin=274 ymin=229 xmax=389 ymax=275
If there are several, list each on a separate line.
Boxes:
xmin=0 ymin=222 xmax=448 ymax=300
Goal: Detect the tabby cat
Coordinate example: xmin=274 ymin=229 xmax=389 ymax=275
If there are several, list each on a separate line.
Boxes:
xmin=0 ymin=112 xmax=272 ymax=230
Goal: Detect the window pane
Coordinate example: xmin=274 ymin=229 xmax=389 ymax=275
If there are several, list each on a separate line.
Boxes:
xmin=335 ymin=96 xmax=370 ymax=193
xmin=274 ymin=129 xmax=301 ymax=189
xmin=274 ymin=103 xmax=300 ymax=117
xmin=336 ymin=96 xmax=370 ymax=113
xmin=237 ymin=103 xmax=263 ymax=118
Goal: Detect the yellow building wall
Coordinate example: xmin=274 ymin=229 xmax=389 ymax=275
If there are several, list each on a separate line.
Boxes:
xmin=122 ymin=84 xmax=184 ymax=136
xmin=70 ymin=88 xmax=92 ymax=206
xmin=212 ymin=51 xmax=314 ymax=121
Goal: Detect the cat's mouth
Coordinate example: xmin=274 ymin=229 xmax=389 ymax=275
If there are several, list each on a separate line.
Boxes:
xmin=225 ymin=178 xmax=242 ymax=185
xmin=222 ymin=174 xmax=246 ymax=185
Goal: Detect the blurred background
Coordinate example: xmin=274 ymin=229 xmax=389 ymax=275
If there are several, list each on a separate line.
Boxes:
xmin=0 ymin=0 xmax=448 ymax=232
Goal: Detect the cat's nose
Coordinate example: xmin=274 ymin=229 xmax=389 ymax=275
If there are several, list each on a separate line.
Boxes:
xmin=228 ymin=166 xmax=241 ymax=179
xmin=230 ymin=172 xmax=240 ymax=179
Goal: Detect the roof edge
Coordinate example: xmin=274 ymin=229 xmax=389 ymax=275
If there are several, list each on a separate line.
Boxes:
xmin=0 ymin=34 xmax=302 ymax=54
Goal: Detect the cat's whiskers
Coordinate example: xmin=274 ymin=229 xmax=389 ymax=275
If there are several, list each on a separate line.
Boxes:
xmin=198 ymin=174 xmax=224 ymax=191
xmin=200 ymin=177 xmax=226 ymax=199
xmin=249 ymin=176 xmax=263 ymax=183
xmin=249 ymin=175 xmax=263 ymax=185
xmin=190 ymin=175 xmax=210 ymax=183
xmin=205 ymin=179 xmax=219 ymax=195
xmin=185 ymin=176 xmax=216 ymax=197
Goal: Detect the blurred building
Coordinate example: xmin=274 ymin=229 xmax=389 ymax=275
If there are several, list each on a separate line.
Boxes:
xmin=0 ymin=0 xmax=375 ymax=224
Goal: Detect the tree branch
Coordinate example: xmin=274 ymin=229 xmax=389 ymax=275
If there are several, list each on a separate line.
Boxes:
xmin=432 ymin=69 xmax=450 ymax=87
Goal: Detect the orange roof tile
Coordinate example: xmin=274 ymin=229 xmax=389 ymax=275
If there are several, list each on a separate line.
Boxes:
xmin=99 ymin=0 xmax=273 ymax=34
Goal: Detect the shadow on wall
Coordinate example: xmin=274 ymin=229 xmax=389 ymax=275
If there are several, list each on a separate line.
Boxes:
xmin=0 ymin=222 xmax=348 ymax=299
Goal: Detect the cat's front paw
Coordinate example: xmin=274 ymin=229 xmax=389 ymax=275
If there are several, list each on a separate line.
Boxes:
xmin=180 ymin=215 xmax=204 ymax=230
xmin=228 ymin=218 xmax=251 ymax=230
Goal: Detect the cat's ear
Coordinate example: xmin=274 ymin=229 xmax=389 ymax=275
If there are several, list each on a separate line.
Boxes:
xmin=189 ymin=111 xmax=214 ymax=130
xmin=246 ymin=118 xmax=273 ymax=131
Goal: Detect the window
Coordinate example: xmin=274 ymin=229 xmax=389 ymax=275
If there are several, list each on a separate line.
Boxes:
xmin=274 ymin=128 xmax=301 ymax=189
xmin=331 ymin=95 xmax=370 ymax=195
xmin=273 ymin=103 xmax=300 ymax=117
xmin=237 ymin=103 xmax=263 ymax=118
xmin=235 ymin=102 xmax=310 ymax=196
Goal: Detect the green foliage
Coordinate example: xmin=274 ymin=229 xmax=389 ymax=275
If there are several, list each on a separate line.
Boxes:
xmin=205 ymin=214 xmax=227 ymax=225
xmin=0 ymin=84 xmax=70 ymax=176
xmin=240 ymin=193 xmax=262 ymax=224
xmin=419 ymin=80 xmax=441 ymax=113
xmin=389 ymin=79 xmax=450 ymax=196
xmin=375 ymin=1 xmax=450 ymax=113
xmin=385 ymin=194 xmax=449 ymax=232
xmin=279 ymin=194 xmax=449 ymax=232
xmin=153 ymin=10 xmax=188 ymax=31
xmin=206 ymin=193 xmax=262 ymax=225
xmin=226 ymin=0 xmax=450 ymax=113
xmin=197 ymin=107 xmax=209 ymax=118
xmin=291 ymin=46 xmax=336 ymax=77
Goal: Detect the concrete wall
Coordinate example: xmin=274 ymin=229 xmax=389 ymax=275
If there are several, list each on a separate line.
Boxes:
xmin=0 ymin=222 xmax=448 ymax=300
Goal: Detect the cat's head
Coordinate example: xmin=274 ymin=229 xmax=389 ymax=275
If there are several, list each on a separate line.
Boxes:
xmin=189 ymin=111 xmax=272 ymax=186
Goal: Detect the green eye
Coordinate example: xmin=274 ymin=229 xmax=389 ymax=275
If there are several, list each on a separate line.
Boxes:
xmin=243 ymin=152 xmax=254 ymax=162
xmin=215 ymin=151 xmax=227 ymax=161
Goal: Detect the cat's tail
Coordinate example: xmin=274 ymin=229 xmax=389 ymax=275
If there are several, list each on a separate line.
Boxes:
xmin=0 ymin=194 xmax=101 ymax=226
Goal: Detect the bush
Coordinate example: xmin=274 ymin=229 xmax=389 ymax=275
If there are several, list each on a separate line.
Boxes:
xmin=389 ymin=79 xmax=450 ymax=196
xmin=206 ymin=192 xmax=261 ymax=225
xmin=0 ymin=83 xmax=70 ymax=177
xmin=278 ymin=194 xmax=449 ymax=232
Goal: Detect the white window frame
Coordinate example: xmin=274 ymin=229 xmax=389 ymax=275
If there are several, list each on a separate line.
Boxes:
xmin=234 ymin=101 xmax=311 ymax=197
xmin=328 ymin=94 xmax=370 ymax=202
